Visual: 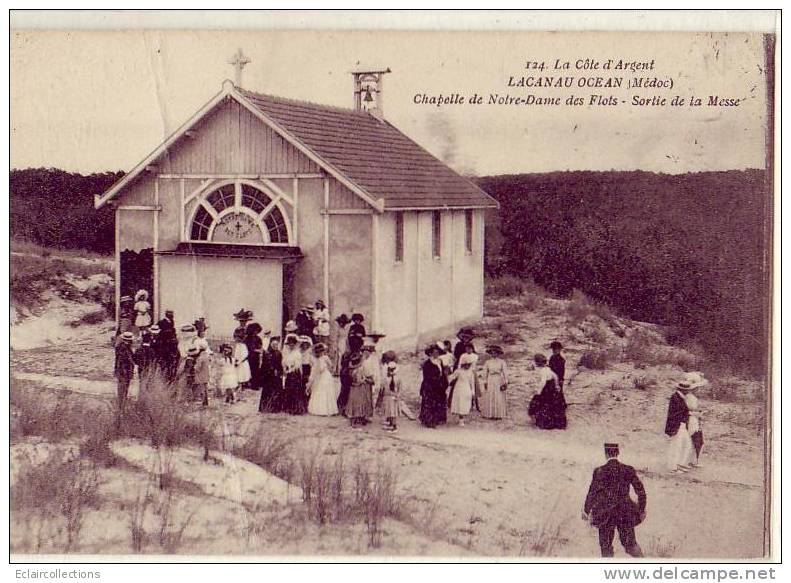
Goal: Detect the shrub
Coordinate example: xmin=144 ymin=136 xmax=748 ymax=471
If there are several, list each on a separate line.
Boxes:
xmin=70 ymin=308 xmax=109 ymax=327
xmin=566 ymin=290 xmax=615 ymax=328
xmin=486 ymin=275 xmax=547 ymax=299
xmin=579 ymin=349 xmax=613 ymax=370
xmin=12 ymin=456 xmax=100 ymax=553
xmin=518 ymin=515 xmax=568 ymax=556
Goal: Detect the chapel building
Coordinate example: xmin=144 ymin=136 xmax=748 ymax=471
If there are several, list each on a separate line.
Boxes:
xmin=95 ymin=67 xmax=498 ymax=349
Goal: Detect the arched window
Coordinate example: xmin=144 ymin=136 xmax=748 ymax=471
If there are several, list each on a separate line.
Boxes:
xmin=188 ymin=180 xmax=291 ymax=245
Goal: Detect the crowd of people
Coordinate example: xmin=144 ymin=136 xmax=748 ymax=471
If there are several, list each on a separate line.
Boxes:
xmin=114 ymin=292 xmax=710 ymax=462
xmin=112 ymin=290 xmax=716 ymax=557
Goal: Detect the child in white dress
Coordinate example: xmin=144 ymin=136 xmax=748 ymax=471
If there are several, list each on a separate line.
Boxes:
xmin=307 ymin=344 xmax=339 ymax=416
xmin=219 ymin=344 xmax=238 ymax=404
xmin=133 ymin=290 xmax=151 ymax=330
xmin=233 ymin=330 xmax=251 ymax=391
xmin=448 ymin=353 xmax=476 ymax=426
xmin=381 ymin=360 xmax=403 ymax=432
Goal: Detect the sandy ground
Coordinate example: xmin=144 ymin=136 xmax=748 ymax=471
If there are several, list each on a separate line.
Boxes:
xmin=10 ymin=292 xmax=767 ymax=559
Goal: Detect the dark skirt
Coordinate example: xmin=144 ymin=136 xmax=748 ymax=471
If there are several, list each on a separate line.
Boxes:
xmin=420 ymin=386 xmax=448 ymax=427
xmin=282 ymin=371 xmax=307 ymax=415
xmin=531 ymin=381 xmax=567 ymax=430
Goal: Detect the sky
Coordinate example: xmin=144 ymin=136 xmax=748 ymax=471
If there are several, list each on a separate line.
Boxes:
xmin=10 ymin=29 xmax=770 ymax=176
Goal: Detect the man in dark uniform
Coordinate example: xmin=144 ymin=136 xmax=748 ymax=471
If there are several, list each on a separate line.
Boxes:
xmin=583 ymin=443 xmax=646 ymax=558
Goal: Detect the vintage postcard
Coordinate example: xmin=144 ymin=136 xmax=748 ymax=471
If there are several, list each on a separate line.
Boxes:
xmin=8 ymin=10 xmax=779 ymax=566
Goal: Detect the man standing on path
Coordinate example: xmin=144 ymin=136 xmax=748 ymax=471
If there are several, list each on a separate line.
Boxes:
xmin=582 ymin=443 xmax=646 ymax=558
xmin=114 ymin=331 xmax=136 ymax=418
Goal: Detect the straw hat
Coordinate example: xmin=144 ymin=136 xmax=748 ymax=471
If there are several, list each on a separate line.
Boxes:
xmin=284 ymin=320 xmax=298 ymax=332
xmin=120 ymin=331 xmax=134 ymax=343
xmin=135 ymin=289 xmax=149 ymax=301
xmin=677 ymin=371 xmax=709 ymax=391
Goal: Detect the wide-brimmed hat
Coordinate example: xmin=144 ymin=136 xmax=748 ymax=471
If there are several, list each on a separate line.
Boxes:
xmin=233 ymin=308 xmax=253 ymax=321
xmin=135 ymin=289 xmax=149 ymax=301
xmin=148 ymin=325 xmax=160 ymax=334
xmin=550 ymin=340 xmax=564 ymax=350
xmin=351 ymin=313 xmax=365 ymax=322
xmin=533 ymin=353 xmax=547 ymax=366
xmin=120 ymin=331 xmax=134 ymax=343
xmin=315 ymin=299 xmax=326 ymax=307
xmin=425 ymin=343 xmax=442 ymax=357
xmin=457 ymin=326 xmax=475 ymax=340
xmin=180 ymin=324 xmax=196 ymax=333
xmin=298 ymin=335 xmax=313 ymax=346
xmin=677 ymin=371 xmax=709 ymax=391
xmin=335 ymin=313 xmax=350 ymax=326
xmin=284 ymin=320 xmax=298 ymax=332
xmin=262 ymin=328 xmax=272 ymax=336
xmin=486 ymin=345 xmax=504 ymax=356
xmin=367 ymin=331 xmax=386 ymax=341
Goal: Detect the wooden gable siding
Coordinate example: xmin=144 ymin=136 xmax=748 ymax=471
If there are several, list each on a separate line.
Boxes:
xmin=158 ymin=99 xmax=321 ymax=175
xmin=328 ymin=178 xmax=369 ymax=210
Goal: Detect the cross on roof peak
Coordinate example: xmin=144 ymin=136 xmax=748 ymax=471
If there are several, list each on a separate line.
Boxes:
xmin=228 ymin=49 xmax=251 ymax=87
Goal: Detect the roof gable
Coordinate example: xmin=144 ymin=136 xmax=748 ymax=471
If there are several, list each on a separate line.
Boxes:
xmin=96 ymin=81 xmax=498 ymax=211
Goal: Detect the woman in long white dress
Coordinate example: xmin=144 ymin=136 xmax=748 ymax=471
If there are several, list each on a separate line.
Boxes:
xmin=481 ymin=345 xmax=508 ymax=419
xmin=448 ymin=353 xmax=476 ymax=426
xmin=233 ymin=330 xmax=251 ymax=389
xmin=307 ymin=344 xmax=339 ymax=416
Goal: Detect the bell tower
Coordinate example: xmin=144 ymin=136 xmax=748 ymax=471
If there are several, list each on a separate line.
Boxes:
xmin=352 ymin=66 xmax=391 ymax=119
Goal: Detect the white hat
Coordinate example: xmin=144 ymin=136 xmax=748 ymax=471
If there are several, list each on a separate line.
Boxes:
xmin=678 ymin=371 xmax=708 ymax=390
xmin=459 ymin=353 xmax=476 ymax=367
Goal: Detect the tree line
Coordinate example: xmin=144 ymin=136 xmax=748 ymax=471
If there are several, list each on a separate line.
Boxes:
xmin=9 ymin=167 xmax=771 ymax=377
xmin=478 ymin=170 xmax=771 ymax=378
xmin=10 ymin=168 xmax=121 ymax=254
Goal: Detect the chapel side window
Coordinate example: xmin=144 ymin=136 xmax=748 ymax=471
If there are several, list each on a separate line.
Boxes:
xmin=432 ymin=210 xmax=441 ymax=258
xmin=395 ymin=212 xmax=404 ymax=263
xmin=465 ymin=209 xmax=473 ymax=254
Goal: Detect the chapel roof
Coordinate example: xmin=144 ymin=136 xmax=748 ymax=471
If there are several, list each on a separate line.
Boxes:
xmin=237 ymin=88 xmax=498 ymax=210
xmin=96 ymin=82 xmax=498 ymax=211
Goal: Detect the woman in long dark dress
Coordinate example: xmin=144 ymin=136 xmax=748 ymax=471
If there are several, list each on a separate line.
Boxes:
xmin=419 ymin=344 xmax=448 ymax=428
xmin=279 ymin=335 xmax=306 ymax=414
xmin=245 ymin=323 xmax=263 ymax=391
xmin=529 ymin=354 xmax=567 ymax=430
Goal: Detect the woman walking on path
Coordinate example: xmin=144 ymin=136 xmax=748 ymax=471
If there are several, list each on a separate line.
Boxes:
xmin=481 ymin=345 xmax=508 ymax=420
xmin=307 ymin=343 xmax=339 ymax=416
xmin=419 ymin=344 xmax=449 ymax=428
xmin=528 ymin=354 xmax=567 ymax=430
xmin=682 ymin=372 xmax=708 ymax=467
